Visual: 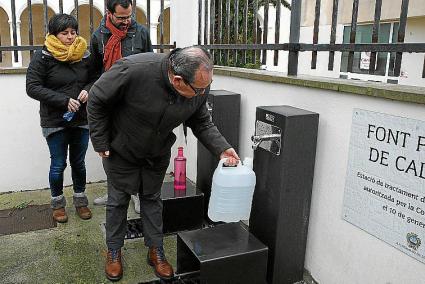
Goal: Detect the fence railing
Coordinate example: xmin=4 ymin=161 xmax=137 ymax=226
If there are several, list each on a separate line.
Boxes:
xmin=0 ymin=0 xmax=175 ymax=65
xmin=2 ymin=0 xmax=425 ymax=79
xmin=197 ymin=0 xmax=425 ymax=78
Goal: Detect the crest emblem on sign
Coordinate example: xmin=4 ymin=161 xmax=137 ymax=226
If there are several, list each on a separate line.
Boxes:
xmin=406 ymin=232 xmax=421 ymax=251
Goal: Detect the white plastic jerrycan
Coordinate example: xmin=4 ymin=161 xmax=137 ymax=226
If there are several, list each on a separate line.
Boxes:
xmin=208 ymin=157 xmax=256 ymax=222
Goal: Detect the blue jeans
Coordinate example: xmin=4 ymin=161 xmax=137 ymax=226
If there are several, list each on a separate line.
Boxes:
xmin=46 ymin=128 xmax=89 ymax=197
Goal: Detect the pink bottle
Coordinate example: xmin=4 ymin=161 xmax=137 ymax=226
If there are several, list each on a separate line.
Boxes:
xmin=174 ymin=147 xmax=186 ymax=190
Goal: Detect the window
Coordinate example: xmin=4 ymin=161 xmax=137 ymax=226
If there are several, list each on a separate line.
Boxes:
xmin=340 ymin=23 xmax=399 ymax=77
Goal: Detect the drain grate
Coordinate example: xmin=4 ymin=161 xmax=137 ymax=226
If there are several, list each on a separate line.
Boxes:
xmin=0 ymin=204 xmax=56 ymax=235
xmin=125 ymin=218 xmax=144 ymax=239
xmin=102 ymin=219 xmax=217 ymax=241
xmin=100 ymin=218 xmax=143 ymax=240
xmin=103 ymin=217 xmax=206 ymax=241
xmin=102 ymin=218 xmax=145 ymax=240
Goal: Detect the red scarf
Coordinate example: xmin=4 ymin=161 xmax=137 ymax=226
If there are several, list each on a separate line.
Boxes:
xmin=103 ymin=16 xmax=128 ymax=71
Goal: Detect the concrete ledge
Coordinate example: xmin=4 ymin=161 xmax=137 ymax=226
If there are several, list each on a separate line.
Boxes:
xmin=3 ymin=66 xmax=424 ymax=104
xmin=0 ymin=68 xmax=27 ymax=75
xmin=214 ymin=66 xmax=425 ymax=105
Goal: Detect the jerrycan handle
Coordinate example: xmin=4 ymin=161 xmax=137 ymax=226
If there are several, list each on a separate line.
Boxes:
xmin=218 ymin=158 xmax=241 ymax=173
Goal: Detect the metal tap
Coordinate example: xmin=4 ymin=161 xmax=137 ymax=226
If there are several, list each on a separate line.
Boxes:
xmin=251 ymin=133 xmax=281 ymax=150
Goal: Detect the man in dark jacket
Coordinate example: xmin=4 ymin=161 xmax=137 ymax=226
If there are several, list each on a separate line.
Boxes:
xmin=90 ymin=0 xmax=152 ymax=74
xmin=90 ymin=0 xmax=153 ymax=208
xmin=87 ymin=46 xmax=239 ymax=281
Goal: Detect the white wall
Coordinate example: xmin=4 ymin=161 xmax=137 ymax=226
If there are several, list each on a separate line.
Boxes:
xmin=0 ymin=74 xmax=106 ymax=192
xmin=180 ymin=73 xmax=425 ymax=284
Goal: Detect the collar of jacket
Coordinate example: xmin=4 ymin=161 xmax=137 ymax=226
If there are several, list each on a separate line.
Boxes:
xmin=161 ymin=55 xmax=180 ymax=100
xmin=99 ymin=15 xmax=137 ymax=35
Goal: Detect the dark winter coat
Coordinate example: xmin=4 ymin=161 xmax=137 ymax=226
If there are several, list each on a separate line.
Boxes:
xmin=89 ymin=16 xmax=152 ymax=78
xmin=87 ymin=52 xmax=231 ymax=165
xmin=26 ymin=48 xmax=92 ymax=128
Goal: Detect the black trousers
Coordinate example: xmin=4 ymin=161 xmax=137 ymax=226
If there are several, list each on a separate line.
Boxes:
xmin=103 ymin=151 xmax=170 ymax=249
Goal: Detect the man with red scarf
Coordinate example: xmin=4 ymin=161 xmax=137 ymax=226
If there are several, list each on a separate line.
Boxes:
xmin=90 ymin=0 xmax=152 ymax=210
xmin=90 ymin=0 xmax=152 ymax=73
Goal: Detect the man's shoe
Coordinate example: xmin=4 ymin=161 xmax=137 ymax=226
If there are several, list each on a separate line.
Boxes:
xmin=52 ymin=208 xmax=68 ymax=223
xmin=131 ymin=194 xmax=140 ymax=214
xmin=147 ymin=246 xmax=174 ymax=280
xmin=105 ymin=248 xmax=123 ymax=281
xmin=76 ymin=206 xmax=92 ymax=220
xmin=93 ymin=194 xmax=108 ymax=205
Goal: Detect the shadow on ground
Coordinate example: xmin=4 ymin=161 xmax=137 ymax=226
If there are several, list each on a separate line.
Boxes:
xmin=0 ymin=180 xmax=176 ymax=284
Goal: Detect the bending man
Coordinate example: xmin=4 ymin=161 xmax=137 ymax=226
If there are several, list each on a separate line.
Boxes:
xmin=87 ymin=46 xmax=239 ymax=281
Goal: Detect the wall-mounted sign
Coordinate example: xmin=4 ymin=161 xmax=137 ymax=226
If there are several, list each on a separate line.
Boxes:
xmin=343 ymin=109 xmax=425 ymax=264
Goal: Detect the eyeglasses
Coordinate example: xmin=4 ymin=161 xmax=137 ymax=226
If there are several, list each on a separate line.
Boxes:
xmin=113 ymin=14 xmax=132 ymax=21
xmin=186 ymin=80 xmax=213 ymax=96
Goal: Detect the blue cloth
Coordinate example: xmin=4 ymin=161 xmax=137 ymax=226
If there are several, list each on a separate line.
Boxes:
xmin=45 ymin=128 xmax=89 ymax=197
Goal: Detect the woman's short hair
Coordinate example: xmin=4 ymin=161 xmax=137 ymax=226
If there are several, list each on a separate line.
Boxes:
xmin=48 ymin=14 xmax=78 ymax=36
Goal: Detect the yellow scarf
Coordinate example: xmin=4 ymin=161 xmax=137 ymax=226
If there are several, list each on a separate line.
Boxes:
xmin=44 ymin=34 xmax=87 ymax=63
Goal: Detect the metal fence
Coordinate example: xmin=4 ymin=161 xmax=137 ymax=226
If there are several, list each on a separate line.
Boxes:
xmin=2 ymin=0 xmax=425 ymax=79
xmin=0 ymin=0 xmax=175 ymax=65
xmin=197 ymin=0 xmax=425 ymax=78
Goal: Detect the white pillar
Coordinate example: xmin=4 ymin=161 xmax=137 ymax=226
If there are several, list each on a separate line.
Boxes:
xmin=266 ymin=5 xmax=276 ymax=69
xmin=9 ymin=20 xmax=23 ymax=67
xmin=168 ymin=0 xmax=199 ymax=178
xmin=170 ymin=0 xmax=198 ymax=47
xmin=150 ymin=22 xmax=158 ymax=51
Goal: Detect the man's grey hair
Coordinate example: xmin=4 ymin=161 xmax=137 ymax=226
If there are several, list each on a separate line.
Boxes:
xmin=169 ymin=46 xmax=213 ymax=84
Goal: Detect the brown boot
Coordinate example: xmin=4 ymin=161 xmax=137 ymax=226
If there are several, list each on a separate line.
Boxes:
xmin=52 ymin=208 xmax=68 ymax=223
xmin=76 ymin=206 xmax=92 ymax=220
xmin=105 ymin=248 xmax=123 ymax=281
xmin=147 ymin=246 xmax=174 ymax=280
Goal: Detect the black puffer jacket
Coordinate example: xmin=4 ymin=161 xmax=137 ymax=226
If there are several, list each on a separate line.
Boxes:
xmin=26 ymin=47 xmax=92 ymax=127
xmin=89 ymin=16 xmax=152 ymax=78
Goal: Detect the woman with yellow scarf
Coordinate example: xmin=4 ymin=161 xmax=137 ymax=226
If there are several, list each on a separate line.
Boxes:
xmin=26 ymin=14 xmax=93 ymax=223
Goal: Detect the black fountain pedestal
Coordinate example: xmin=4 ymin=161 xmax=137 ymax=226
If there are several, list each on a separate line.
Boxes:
xmin=250 ymin=105 xmax=319 ymax=284
xmin=177 ymin=222 xmax=268 ymax=284
xmin=124 ymin=179 xmax=204 ymax=239
xmin=162 ymin=180 xmax=204 ymax=234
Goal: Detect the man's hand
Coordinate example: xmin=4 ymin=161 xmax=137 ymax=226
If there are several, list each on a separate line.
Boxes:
xmin=68 ymin=98 xmax=81 ymax=112
xmin=219 ymin=148 xmax=240 ymax=166
xmin=78 ymin=90 xmax=89 ymax=103
xmin=98 ymin=151 xmax=110 ymax=158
